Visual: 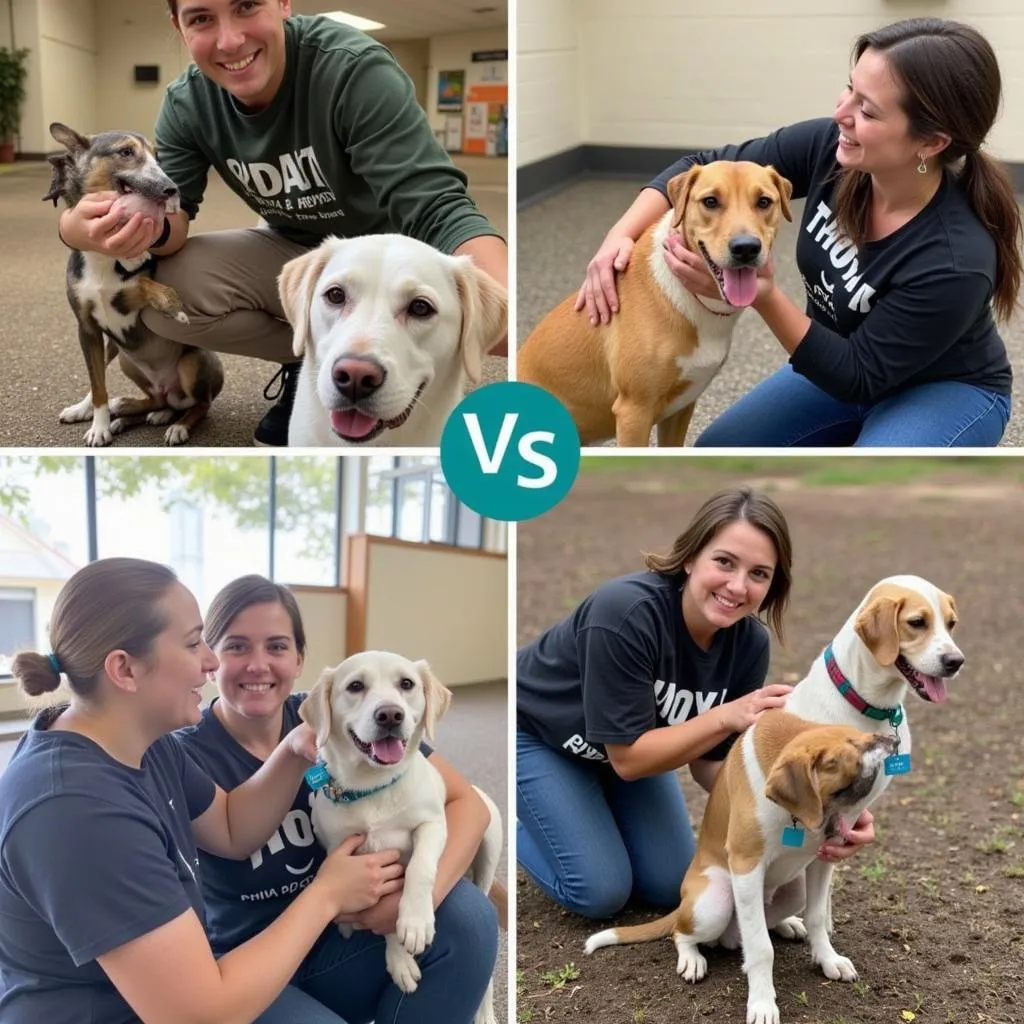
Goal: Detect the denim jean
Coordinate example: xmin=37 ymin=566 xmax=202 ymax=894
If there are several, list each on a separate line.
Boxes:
xmin=516 ymin=729 xmax=695 ymax=919
xmin=693 ymin=364 xmax=1011 ymax=447
xmin=252 ymin=878 xmax=498 ymax=1024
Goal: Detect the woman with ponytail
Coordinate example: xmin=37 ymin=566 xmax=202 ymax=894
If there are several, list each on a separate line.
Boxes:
xmin=578 ymin=18 xmax=1020 ymax=447
xmin=0 ymin=558 xmax=403 ymax=1024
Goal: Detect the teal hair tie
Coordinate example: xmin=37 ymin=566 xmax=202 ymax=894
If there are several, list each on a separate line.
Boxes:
xmin=47 ymin=653 xmax=61 ymax=675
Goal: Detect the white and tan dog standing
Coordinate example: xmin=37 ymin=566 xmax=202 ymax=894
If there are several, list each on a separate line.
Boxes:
xmin=278 ymin=235 xmax=507 ymax=447
xmin=585 ymin=575 xmax=964 ymax=1024
xmin=518 ymin=161 xmax=793 ymax=447
xmin=299 ymin=651 xmax=502 ymax=1024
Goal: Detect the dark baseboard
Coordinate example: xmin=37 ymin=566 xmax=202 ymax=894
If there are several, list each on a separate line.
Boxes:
xmin=519 ymin=143 xmax=1024 ymax=206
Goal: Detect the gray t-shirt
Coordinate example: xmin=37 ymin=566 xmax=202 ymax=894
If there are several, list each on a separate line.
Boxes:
xmin=517 ymin=571 xmax=770 ymax=765
xmin=0 ymin=705 xmax=216 ymax=1024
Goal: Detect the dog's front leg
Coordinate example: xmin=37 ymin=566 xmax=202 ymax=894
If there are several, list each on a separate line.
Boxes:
xmin=71 ymin=320 xmax=113 ymax=446
xmin=804 ymin=859 xmax=856 ymax=981
xmin=731 ymin=865 xmax=779 ymax=1024
xmin=397 ymin=819 xmax=447 ymax=957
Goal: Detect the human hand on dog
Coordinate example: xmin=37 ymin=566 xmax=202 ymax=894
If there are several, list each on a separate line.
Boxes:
xmin=662 ymin=232 xmax=721 ymax=302
xmin=817 ymin=809 xmax=876 ymax=862
xmin=574 ymin=235 xmax=635 ymax=325
xmin=334 ymin=888 xmax=406 ymax=935
xmin=61 ymin=191 xmax=163 ymax=259
xmin=315 ymin=834 xmax=405 ymax=914
xmin=720 ymin=683 xmax=793 ymax=733
xmin=283 ymin=722 xmax=318 ymax=763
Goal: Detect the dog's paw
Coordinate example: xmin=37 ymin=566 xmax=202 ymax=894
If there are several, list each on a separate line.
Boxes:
xmin=174 ymin=311 xmax=190 ymax=325
xmin=145 ymin=409 xmax=176 ymax=426
xmin=675 ymin=947 xmax=707 ymax=983
xmin=60 ymin=399 xmax=93 ymax=423
xmin=164 ymin=424 xmax=190 ymax=446
xmin=812 ymin=949 xmax=857 ymax=982
xmin=746 ymin=999 xmax=780 ymax=1024
xmin=396 ymin=903 xmax=435 ymax=956
xmin=83 ymin=424 xmax=113 ymax=447
xmin=335 ymin=922 xmax=355 ymax=940
xmin=385 ymin=944 xmax=421 ymax=994
xmin=772 ymin=916 xmax=807 ymax=941
xmin=109 ymin=418 xmax=128 ymax=436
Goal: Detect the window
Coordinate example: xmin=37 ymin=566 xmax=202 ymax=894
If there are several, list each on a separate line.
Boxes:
xmin=0 ymin=589 xmax=35 ymax=678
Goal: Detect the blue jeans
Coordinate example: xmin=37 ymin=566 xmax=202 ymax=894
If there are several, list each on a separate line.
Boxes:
xmin=516 ymin=729 xmax=695 ymax=919
xmin=693 ymin=364 xmax=1011 ymax=447
xmin=252 ymin=878 xmax=498 ymax=1024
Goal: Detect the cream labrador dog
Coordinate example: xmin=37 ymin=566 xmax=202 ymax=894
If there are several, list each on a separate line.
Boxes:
xmin=278 ymin=235 xmax=508 ymax=447
xmin=299 ymin=651 xmax=502 ymax=1024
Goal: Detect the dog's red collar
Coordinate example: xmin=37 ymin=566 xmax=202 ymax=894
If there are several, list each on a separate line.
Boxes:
xmin=824 ymin=644 xmax=904 ymax=728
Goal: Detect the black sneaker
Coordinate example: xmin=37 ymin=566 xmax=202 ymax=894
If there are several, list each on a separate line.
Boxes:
xmin=253 ymin=362 xmax=301 ymax=446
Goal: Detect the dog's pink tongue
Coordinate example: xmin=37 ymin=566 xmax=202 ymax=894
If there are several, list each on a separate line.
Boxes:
xmin=331 ymin=409 xmax=380 ymax=439
xmin=922 ymin=675 xmax=948 ymax=703
xmin=371 ymin=737 xmax=405 ymax=764
xmin=722 ymin=267 xmax=758 ymax=307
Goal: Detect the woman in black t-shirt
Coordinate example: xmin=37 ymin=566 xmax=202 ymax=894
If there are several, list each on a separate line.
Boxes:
xmin=517 ymin=488 xmax=874 ymax=918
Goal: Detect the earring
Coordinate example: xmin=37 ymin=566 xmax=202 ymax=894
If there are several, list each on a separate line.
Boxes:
xmin=916 ymin=154 xmax=928 ymax=174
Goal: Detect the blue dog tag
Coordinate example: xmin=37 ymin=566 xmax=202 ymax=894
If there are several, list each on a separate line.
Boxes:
xmin=884 ymin=753 xmax=911 ymax=776
xmin=781 ymin=826 xmax=805 ymax=848
xmin=304 ymin=763 xmax=331 ymax=789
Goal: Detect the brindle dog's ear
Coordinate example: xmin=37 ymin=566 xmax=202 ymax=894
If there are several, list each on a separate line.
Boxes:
xmin=42 ymin=154 xmax=70 ymax=206
xmin=49 ymin=122 xmax=90 ymax=154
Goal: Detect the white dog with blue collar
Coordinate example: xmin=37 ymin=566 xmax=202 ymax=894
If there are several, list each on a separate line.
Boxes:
xmin=299 ymin=650 xmax=501 ymax=1023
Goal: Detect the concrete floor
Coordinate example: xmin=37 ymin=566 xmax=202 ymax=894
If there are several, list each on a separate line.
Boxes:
xmin=0 ymin=676 xmax=508 ymax=1018
xmin=518 ymin=177 xmax=1024 ymax=447
xmin=0 ymin=155 xmax=507 ymax=448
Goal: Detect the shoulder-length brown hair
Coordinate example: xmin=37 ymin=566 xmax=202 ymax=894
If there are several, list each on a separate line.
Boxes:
xmin=833 ymin=18 xmax=1022 ymax=322
xmin=643 ymin=487 xmax=792 ymax=642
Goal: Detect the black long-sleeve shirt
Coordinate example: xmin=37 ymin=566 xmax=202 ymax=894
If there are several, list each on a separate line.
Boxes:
xmin=650 ymin=118 xmax=1011 ymax=402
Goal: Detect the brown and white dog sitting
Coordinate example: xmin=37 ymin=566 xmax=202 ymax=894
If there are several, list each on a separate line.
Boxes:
xmin=299 ymin=651 xmax=502 ymax=1024
xmin=44 ymin=122 xmax=223 ymax=446
xmin=518 ymin=161 xmax=792 ymax=447
xmin=586 ymin=575 xmax=964 ymax=1024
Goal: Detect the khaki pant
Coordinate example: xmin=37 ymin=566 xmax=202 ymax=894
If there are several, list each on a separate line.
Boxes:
xmin=140 ymin=228 xmax=313 ymax=364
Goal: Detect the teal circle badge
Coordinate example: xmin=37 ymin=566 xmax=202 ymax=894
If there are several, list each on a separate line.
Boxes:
xmin=440 ymin=382 xmax=580 ymax=522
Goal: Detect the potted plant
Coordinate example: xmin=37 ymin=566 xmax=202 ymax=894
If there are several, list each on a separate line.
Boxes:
xmin=0 ymin=46 xmax=30 ymax=164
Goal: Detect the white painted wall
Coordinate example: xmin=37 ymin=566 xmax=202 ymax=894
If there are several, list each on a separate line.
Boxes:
xmin=516 ymin=0 xmax=582 ymax=166
xmin=519 ymin=0 xmax=1024 ymax=166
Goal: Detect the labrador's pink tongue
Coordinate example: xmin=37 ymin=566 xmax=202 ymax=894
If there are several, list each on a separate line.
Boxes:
xmin=371 ymin=737 xmax=405 ymax=764
xmin=722 ymin=267 xmax=758 ymax=307
xmin=330 ymin=409 xmax=379 ymax=438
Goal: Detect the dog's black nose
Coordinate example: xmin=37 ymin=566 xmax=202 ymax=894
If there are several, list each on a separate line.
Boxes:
xmin=940 ymin=652 xmax=964 ymax=674
xmin=374 ymin=705 xmax=405 ymax=728
xmin=162 ymin=185 xmax=178 ymax=198
xmin=728 ymin=235 xmax=762 ymax=264
xmin=333 ymin=357 xmax=385 ymax=403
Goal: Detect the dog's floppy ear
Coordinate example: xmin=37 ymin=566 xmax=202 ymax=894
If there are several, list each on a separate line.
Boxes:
xmin=416 ymin=659 xmax=452 ymax=741
xmin=854 ymin=594 xmax=903 ymax=667
xmin=453 ymin=259 xmax=508 ymax=386
xmin=298 ymin=667 xmax=337 ymax=750
xmin=766 ymin=165 xmax=794 ymax=223
xmin=42 ymin=154 xmax=71 ymax=206
xmin=764 ymin=747 xmax=824 ymax=831
xmin=666 ymin=165 xmax=702 ymax=233
xmin=277 ymin=243 xmax=334 ymax=358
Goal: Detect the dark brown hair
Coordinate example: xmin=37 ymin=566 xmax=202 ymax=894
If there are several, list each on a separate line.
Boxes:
xmin=11 ymin=558 xmax=179 ymax=700
xmin=204 ymin=575 xmax=307 ymax=656
xmin=643 ymin=487 xmax=792 ymax=642
xmin=833 ymin=18 xmax=1022 ymax=322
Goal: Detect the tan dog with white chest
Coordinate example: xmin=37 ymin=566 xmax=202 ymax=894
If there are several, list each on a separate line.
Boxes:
xmin=518 ymin=161 xmax=792 ymax=447
xmin=586 ymin=575 xmax=964 ymax=1024
xmin=299 ymin=651 xmax=502 ymax=1024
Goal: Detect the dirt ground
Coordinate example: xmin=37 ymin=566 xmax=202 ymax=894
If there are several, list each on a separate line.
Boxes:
xmin=515 ymin=457 xmax=1024 ymax=1024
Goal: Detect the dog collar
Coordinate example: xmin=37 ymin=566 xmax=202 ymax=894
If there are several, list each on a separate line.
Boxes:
xmin=824 ymin=644 xmax=904 ymax=728
xmin=304 ymin=760 xmax=406 ymax=804
xmin=693 ymin=294 xmax=739 ymax=318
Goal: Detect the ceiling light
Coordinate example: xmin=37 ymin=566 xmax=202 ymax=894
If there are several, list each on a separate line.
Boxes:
xmin=323 ymin=11 xmax=386 ymax=31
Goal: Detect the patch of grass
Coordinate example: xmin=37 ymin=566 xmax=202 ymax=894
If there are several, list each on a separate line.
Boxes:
xmin=852 ymin=981 xmax=871 ymax=998
xmin=1010 ymin=791 xmax=1024 ymax=807
xmin=976 ymin=833 xmax=1015 ymax=855
xmin=1002 ymin=864 xmax=1024 ymax=878
xmin=794 ymin=990 xmax=809 ymax=1006
xmin=539 ymin=962 xmax=580 ymax=990
xmin=859 ymin=859 xmax=888 ymax=883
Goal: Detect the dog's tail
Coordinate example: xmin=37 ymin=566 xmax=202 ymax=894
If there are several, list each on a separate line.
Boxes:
xmin=583 ymin=909 xmax=679 ymax=954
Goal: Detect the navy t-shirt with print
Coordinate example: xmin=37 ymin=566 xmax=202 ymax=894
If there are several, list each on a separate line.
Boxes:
xmin=0 ymin=705 xmax=215 ymax=1024
xmin=516 ymin=571 xmax=770 ymax=765
xmin=175 ymin=693 xmax=433 ymax=955
xmin=649 ymin=118 xmax=1011 ymax=403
